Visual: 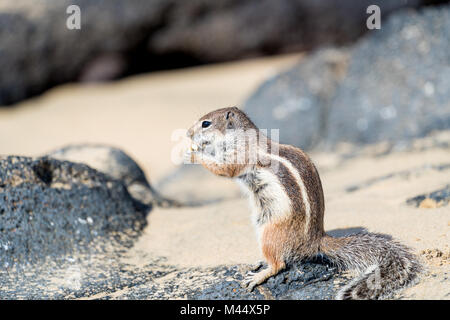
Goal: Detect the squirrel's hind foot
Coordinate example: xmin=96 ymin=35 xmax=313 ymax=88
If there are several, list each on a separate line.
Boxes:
xmin=242 ymin=270 xmax=268 ymax=292
xmin=241 ymin=262 xmax=285 ymax=292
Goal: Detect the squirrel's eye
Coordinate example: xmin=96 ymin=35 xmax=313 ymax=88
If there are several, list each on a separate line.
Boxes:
xmin=202 ymin=121 xmax=211 ymax=128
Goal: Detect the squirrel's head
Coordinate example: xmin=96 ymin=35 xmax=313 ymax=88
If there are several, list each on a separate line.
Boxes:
xmin=186 ymin=107 xmax=257 ymax=152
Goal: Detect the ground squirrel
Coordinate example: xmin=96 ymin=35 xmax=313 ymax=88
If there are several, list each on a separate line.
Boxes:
xmin=186 ymin=107 xmax=422 ymax=300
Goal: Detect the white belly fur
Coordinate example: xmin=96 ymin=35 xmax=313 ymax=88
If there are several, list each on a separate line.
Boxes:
xmin=235 ymin=168 xmax=292 ymax=247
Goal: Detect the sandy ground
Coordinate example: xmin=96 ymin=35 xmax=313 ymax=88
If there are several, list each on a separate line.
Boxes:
xmin=1 ymin=53 xmax=448 ymax=299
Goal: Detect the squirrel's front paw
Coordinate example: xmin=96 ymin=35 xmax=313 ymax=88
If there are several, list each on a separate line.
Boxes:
xmin=183 ymin=149 xmax=198 ymax=164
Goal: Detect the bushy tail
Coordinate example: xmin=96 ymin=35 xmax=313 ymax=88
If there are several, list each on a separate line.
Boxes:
xmin=320 ymin=233 xmax=423 ymax=300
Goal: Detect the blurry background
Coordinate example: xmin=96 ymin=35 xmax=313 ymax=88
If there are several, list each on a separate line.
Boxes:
xmin=0 ymin=0 xmax=447 ymax=105
xmin=0 ymin=0 xmax=449 ymax=300
xmin=0 ymin=0 xmax=449 ymax=180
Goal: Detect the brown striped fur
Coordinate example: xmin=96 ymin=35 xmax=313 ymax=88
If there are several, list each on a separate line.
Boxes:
xmin=186 ymin=107 xmax=423 ymax=299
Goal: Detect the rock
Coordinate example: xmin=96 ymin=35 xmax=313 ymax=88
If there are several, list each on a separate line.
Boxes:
xmin=0 ymin=0 xmax=169 ymax=106
xmin=45 ymin=144 xmax=181 ymax=208
xmin=0 ymin=252 xmax=177 ymax=299
xmin=150 ymin=0 xmax=424 ymax=62
xmin=191 ymin=261 xmax=344 ymax=300
xmin=244 ymin=6 xmax=450 ymax=151
xmin=244 ymin=49 xmax=350 ymax=149
xmin=0 ymin=156 xmax=148 ymax=268
xmin=156 ymin=164 xmax=241 ymax=206
xmin=0 ymin=0 xmax=430 ymax=106
xmin=407 ymin=184 xmax=450 ymax=207
xmin=325 ymin=6 xmax=450 ymax=148
xmin=0 ymin=256 xmax=345 ymax=299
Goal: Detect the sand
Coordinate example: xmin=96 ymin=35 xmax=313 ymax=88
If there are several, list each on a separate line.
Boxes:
xmin=1 ymin=53 xmax=448 ymax=299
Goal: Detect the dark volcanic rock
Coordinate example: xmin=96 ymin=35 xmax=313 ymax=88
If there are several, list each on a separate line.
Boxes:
xmin=326 ymin=6 xmax=450 ymax=148
xmin=0 ymin=156 xmax=148 ymax=268
xmin=150 ymin=0 xmax=423 ymax=62
xmin=0 ymin=0 xmax=430 ymax=105
xmin=0 ymin=254 xmax=175 ymax=299
xmin=0 ymin=257 xmax=344 ymax=300
xmin=191 ymin=261 xmax=343 ymax=300
xmin=244 ymin=6 xmax=450 ymax=150
xmin=45 ymin=144 xmax=181 ymax=208
xmin=0 ymin=0 xmax=168 ymax=106
xmin=407 ymin=184 xmax=450 ymax=207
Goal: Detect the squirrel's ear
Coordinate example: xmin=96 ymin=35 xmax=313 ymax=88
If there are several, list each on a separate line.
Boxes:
xmin=226 ymin=111 xmax=234 ymax=120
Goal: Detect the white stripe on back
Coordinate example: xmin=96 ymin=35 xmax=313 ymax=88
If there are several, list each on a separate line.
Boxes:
xmin=261 ymin=150 xmax=311 ymax=233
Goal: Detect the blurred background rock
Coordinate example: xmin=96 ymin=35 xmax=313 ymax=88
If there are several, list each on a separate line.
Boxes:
xmin=0 ymin=0 xmax=447 ymax=106
xmin=244 ymin=6 xmax=450 ymax=151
